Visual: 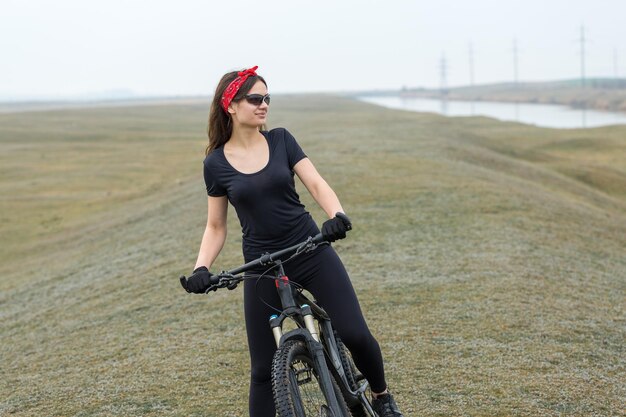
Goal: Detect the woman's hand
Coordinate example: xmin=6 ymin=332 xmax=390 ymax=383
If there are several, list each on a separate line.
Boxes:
xmin=321 ymin=212 xmax=352 ymax=242
xmin=180 ymin=266 xmax=215 ymax=293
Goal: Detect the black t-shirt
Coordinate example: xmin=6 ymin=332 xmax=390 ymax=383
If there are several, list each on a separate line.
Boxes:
xmin=203 ymin=127 xmax=319 ymax=261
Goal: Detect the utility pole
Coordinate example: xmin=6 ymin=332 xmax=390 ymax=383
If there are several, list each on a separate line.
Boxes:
xmin=469 ymin=42 xmax=476 ymax=115
xmin=513 ymin=38 xmax=519 ymax=86
xmin=439 ymin=52 xmax=448 ymax=95
xmin=439 ymin=52 xmax=449 ymax=114
xmin=578 ymin=25 xmax=587 ymax=87
xmin=469 ymin=42 xmax=475 ymax=86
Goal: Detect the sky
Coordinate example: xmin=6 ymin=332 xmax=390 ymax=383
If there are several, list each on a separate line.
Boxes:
xmin=1 ymin=0 xmax=625 ymax=100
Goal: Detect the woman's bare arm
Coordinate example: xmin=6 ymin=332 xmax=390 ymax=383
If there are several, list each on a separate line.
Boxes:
xmin=294 ymin=158 xmax=344 ymax=218
xmin=194 ymin=195 xmax=228 ymax=270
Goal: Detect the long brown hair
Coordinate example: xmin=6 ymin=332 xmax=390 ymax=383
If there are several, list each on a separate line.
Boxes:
xmin=206 ymin=70 xmax=267 ymax=155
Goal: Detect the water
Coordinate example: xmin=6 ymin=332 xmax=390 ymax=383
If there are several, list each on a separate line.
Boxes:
xmin=357 ymin=95 xmax=626 ymax=129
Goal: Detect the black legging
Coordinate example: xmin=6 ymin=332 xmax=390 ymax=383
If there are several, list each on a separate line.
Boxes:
xmin=243 ymin=244 xmax=387 ymax=416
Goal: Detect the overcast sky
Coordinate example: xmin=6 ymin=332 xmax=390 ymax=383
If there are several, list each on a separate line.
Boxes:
xmin=1 ymin=0 xmax=624 ymax=99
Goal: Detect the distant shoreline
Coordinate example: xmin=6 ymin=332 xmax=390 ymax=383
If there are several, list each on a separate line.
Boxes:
xmin=355 ymin=78 xmax=626 ymax=115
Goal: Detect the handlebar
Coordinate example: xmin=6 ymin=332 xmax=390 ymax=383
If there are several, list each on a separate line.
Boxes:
xmin=180 ymin=233 xmax=328 ymax=293
xmin=225 ymin=233 xmax=326 ymax=277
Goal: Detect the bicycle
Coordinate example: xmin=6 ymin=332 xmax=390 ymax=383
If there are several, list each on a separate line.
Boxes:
xmin=180 ymin=233 xmax=378 ymax=417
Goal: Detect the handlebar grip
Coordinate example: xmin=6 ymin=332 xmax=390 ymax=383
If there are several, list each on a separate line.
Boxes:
xmin=209 ymin=274 xmax=220 ymax=286
xmin=179 ymin=275 xmax=190 ymax=293
xmin=312 ymin=233 xmax=325 ymax=244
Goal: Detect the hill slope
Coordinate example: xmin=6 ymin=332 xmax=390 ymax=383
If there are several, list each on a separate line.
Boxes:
xmin=1 ymin=96 xmax=624 ymax=416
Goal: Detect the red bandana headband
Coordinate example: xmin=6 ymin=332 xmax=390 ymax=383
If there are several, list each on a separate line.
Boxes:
xmin=220 ymin=65 xmax=259 ymax=112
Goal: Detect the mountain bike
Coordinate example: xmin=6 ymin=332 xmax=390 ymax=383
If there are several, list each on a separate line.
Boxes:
xmin=180 ymin=233 xmax=377 ymax=417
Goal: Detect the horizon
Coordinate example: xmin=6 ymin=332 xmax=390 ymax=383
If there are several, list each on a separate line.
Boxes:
xmin=3 ymin=77 xmax=626 ymax=104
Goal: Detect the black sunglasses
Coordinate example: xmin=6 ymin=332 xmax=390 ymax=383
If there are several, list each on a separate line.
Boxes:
xmin=244 ymin=93 xmax=271 ymax=106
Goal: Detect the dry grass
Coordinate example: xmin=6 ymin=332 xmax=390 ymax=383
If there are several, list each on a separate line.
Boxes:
xmin=1 ymin=96 xmax=624 ymax=416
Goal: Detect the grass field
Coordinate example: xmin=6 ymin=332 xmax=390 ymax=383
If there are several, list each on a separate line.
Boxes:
xmin=1 ymin=95 xmax=624 ymax=416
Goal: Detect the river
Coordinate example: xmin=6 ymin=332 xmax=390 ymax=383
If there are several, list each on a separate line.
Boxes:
xmin=356 ymin=95 xmax=626 ymax=129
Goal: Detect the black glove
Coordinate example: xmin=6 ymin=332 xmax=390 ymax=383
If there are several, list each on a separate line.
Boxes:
xmin=180 ymin=266 xmax=215 ymax=294
xmin=321 ymin=212 xmax=352 ymax=242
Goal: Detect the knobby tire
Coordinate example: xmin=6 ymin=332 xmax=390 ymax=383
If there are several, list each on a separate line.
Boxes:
xmin=272 ymin=339 xmax=350 ymax=417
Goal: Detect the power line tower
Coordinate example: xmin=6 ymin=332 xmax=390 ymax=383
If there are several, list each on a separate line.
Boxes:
xmin=468 ymin=42 xmax=475 ymax=86
xmin=439 ymin=52 xmax=449 ymax=114
xmin=439 ymin=52 xmax=448 ymax=95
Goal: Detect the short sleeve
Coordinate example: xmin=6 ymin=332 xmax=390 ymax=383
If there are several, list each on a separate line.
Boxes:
xmin=203 ymin=161 xmax=226 ymax=197
xmin=283 ymin=129 xmax=307 ymax=169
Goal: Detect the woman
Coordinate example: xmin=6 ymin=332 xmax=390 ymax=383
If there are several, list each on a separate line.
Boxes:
xmin=180 ymin=66 xmax=403 ymax=417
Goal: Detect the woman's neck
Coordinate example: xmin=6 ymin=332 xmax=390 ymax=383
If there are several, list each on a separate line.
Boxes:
xmin=229 ymin=125 xmax=262 ymax=149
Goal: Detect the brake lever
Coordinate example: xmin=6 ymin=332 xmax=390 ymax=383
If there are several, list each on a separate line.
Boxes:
xmin=205 ymin=273 xmax=239 ymax=291
xmin=297 ymin=237 xmax=322 ymax=255
xmin=204 ymin=284 xmax=218 ymax=293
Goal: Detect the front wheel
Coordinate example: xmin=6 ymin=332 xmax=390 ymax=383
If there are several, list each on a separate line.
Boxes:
xmin=272 ymin=339 xmax=350 ymax=417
